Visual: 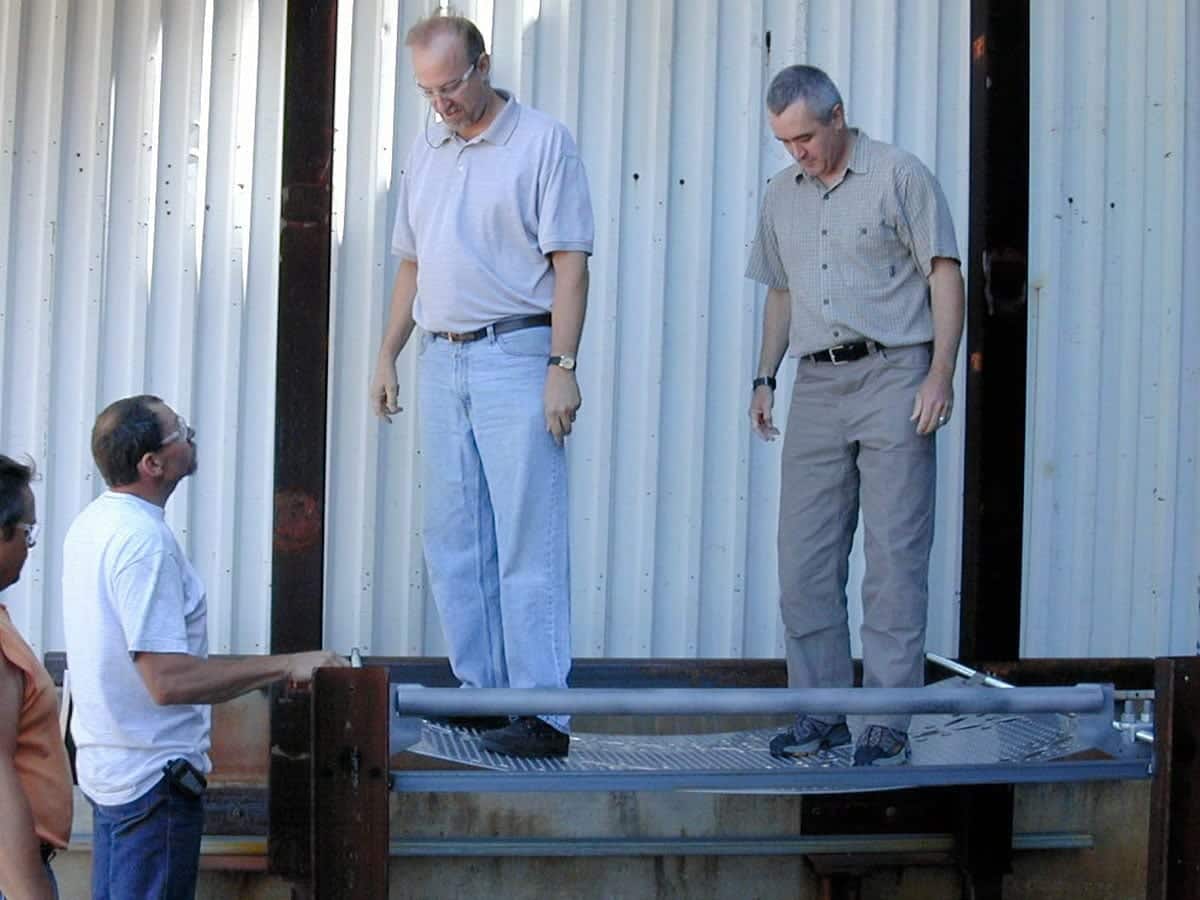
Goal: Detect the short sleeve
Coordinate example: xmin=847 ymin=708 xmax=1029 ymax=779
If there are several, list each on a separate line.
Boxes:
xmin=537 ymin=138 xmax=594 ymax=255
xmin=894 ymin=162 xmax=959 ymax=277
xmin=745 ymin=192 xmax=789 ymax=290
xmin=112 ymin=551 xmax=191 ymax=656
xmin=391 ymin=151 xmax=418 ymax=260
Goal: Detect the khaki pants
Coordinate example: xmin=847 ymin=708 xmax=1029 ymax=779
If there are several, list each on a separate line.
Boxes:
xmin=778 ymin=343 xmax=936 ymax=733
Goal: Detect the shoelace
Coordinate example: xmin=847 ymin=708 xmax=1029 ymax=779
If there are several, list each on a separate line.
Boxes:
xmin=860 ymin=726 xmax=899 ymax=749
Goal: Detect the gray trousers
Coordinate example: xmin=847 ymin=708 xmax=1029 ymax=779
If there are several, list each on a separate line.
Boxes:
xmin=778 ymin=343 xmax=936 ymax=733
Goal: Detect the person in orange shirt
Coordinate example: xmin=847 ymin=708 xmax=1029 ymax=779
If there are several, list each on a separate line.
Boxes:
xmin=0 ymin=455 xmax=73 ymax=900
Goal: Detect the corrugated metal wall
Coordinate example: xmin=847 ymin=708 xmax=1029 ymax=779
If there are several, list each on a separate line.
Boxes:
xmin=324 ymin=0 xmax=971 ymax=660
xmin=1023 ymin=0 xmax=1200 ymax=657
xmin=0 ymin=0 xmax=287 ymax=655
xmin=3 ymin=0 xmax=970 ymax=662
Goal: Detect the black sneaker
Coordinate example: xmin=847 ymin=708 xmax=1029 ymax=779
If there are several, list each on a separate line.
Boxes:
xmin=480 ymin=716 xmax=569 ymax=758
xmin=426 ymin=715 xmax=511 ymax=731
xmin=852 ymin=725 xmax=911 ymax=767
xmin=768 ymin=716 xmax=852 ymax=757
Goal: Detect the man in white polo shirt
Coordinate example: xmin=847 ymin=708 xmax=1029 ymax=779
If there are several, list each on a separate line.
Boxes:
xmin=370 ymin=14 xmax=592 ymax=758
xmin=62 ymin=395 xmax=345 ymax=899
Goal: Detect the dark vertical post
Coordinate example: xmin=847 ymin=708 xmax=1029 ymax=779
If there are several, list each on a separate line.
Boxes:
xmin=957 ymin=4 xmax=1025 ymax=892
xmin=1147 ymin=657 xmax=1200 ymax=899
xmin=312 ymin=667 xmax=391 ymax=899
xmin=955 ymin=784 xmax=1012 ymax=900
xmin=268 ymin=0 xmax=338 ymax=885
xmin=959 ymin=0 xmax=1029 ymax=662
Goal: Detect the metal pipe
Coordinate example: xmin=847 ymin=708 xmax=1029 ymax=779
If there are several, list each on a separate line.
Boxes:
xmin=386 ymin=831 xmax=1094 ymax=857
xmin=391 ymin=684 xmax=1108 ymax=717
xmin=925 ymin=652 xmax=1015 ymax=689
xmin=66 ymin=831 xmax=1097 ymax=858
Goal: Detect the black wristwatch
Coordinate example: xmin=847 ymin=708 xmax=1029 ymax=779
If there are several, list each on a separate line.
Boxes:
xmin=752 ymin=375 xmax=777 ymax=391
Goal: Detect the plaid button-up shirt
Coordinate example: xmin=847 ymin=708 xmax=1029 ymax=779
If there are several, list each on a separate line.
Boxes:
xmin=746 ymin=130 xmax=959 ymax=357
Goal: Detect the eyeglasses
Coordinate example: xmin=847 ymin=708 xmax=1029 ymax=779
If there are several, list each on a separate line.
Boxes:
xmin=415 ymin=61 xmax=477 ymax=100
xmin=15 ymin=522 xmax=39 ymax=549
xmin=160 ymin=415 xmax=195 ymax=447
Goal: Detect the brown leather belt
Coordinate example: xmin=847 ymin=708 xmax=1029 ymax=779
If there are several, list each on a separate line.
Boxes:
xmin=432 ymin=313 xmax=551 ymax=343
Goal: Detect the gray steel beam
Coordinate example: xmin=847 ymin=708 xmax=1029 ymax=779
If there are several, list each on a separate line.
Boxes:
xmin=391 ymin=684 xmax=1110 ymax=717
xmin=388 ymin=758 xmax=1150 ymax=793
xmin=386 ymin=832 xmax=1094 ymax=857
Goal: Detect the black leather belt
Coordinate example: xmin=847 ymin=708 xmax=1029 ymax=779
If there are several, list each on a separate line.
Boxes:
xmin=40 ymin=841 xmax=56 ymax=863
xmin=803 ymin=340 xmax=883 ymax=364
xmin=432 ymin=313 xmax=551 ymax=343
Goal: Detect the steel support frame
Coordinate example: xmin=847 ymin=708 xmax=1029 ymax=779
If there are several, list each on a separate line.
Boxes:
xmin=287 ymin=658 xmax=1165 ymax=897
xmin=268 ymin=0 xmax=339 ymax=886
xmin=312 ymin=668 xmax=390 ymax=899
xmin=1147 ymin=657 xmax=1200 ymax=899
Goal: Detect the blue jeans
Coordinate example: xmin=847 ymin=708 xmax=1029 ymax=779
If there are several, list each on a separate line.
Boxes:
xmin=418 ymin=325 xmax=572 ymax=732
xmin=90 ymin=775 xmax=205 ymax=900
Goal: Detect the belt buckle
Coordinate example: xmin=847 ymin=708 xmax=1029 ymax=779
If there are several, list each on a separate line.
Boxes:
xmin=445 ymin=331 xmax=467 ymax=343
xmin=828 ymin=344 xmax=849 ymax=365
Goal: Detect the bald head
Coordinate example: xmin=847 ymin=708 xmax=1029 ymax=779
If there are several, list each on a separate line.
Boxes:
xmin=405 ymin=14 xmax=485 ymax=64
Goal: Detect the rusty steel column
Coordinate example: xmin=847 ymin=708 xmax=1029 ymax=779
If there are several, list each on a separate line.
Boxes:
xmin=312 ymin=667 xmax=390 ymax=898
xmin=959 ymin=0 xmax=1029 ymax=663
xmin=268 ymin=0 xmax=338 ymax=885
xmin=1147 ymin=657 xmax=1200 ymax=899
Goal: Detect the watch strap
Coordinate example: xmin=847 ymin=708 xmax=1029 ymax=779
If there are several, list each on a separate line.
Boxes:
xmin=752 ymin=375 xmax=777 ymax=391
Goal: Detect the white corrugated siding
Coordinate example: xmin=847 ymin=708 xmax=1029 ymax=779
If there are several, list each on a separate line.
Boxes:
xmin=325 ymin=0 xmax=971 ymax=659
xmin=1023 ymin=0 xmax=1200 ymax=657
xmin=0 ymin=0 xmax=286 ymax=655
xmin=2 ymin=0 xmax=969 ymax=663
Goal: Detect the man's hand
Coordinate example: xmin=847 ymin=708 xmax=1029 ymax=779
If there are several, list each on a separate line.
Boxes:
xmin=370 ymin=360 xmax=402 ymax=423
xmin=911 ymin=365 xmax=954 ymax=435
xmin=544 ymin=367 xmax=581 ymax=446
xmin=750 ymin=385 xmax=780 ymax=441
xmin=284 ymin=650 xmax=349 ymax=686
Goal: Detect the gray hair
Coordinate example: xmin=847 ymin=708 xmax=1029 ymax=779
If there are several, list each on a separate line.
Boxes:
xmin=766 ymin=65 xmax=844 ymax=122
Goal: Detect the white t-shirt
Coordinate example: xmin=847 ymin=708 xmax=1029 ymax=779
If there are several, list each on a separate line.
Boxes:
xmin=62 ymin=491 xmax=211 ymax=806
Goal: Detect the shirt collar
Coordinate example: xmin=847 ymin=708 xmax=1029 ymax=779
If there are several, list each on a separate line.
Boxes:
xmin=792 ymin=128 xmax=871 ymax=183
xmin=428 ymin=90 xmax=520 ymax=148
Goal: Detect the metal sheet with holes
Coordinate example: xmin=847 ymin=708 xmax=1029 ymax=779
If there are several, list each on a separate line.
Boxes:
xmin=394 ymin=711 xmax=1151 ymax=793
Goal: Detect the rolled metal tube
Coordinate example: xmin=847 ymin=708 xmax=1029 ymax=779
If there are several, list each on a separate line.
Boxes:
xmin=925 ymin=652 xmax=1015 ymax=689
xmin=392 ymin=685 xmax=1107 ymax=717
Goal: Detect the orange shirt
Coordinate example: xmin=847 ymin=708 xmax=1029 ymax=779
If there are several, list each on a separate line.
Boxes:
xmin=0 ymin=605 xmax=73 ymax=849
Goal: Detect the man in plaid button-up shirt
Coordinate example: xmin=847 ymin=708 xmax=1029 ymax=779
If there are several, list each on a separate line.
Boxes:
xmin=745 ymin=65 xmax=965 ymax=767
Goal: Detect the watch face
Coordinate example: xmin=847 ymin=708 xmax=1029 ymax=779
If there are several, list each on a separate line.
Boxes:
xmin=553 ymin=355 xmax=577 ymax=371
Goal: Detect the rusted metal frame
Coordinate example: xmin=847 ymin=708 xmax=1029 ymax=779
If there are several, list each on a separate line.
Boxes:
xmin=1147 ymin=657 xmax=1200 ymax=899
xmin=268 ymin=0 xmax=339 ymax=883
xmin=959 ymin=0 xmax=1031 ymax=664
xmin=971 ymin=658 xmax=1154 ymax=690
xmin=312 ymin=667 xmax=390 ymax=899
xmin=204 ymin=786 xmax=269 ymax=835
xmin=374 ymin=655 xmax=790 ymax=688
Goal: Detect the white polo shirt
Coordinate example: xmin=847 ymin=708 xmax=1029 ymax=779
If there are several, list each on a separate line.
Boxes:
xmin=392 ymin=90 xmax=594 ymax=332
xmin=62 ymin=491 xmax=211 ymax=806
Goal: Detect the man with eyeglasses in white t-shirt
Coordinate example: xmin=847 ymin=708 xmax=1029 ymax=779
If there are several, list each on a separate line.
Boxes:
xmin=62 ymin=394 xmax=346 ymax=900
